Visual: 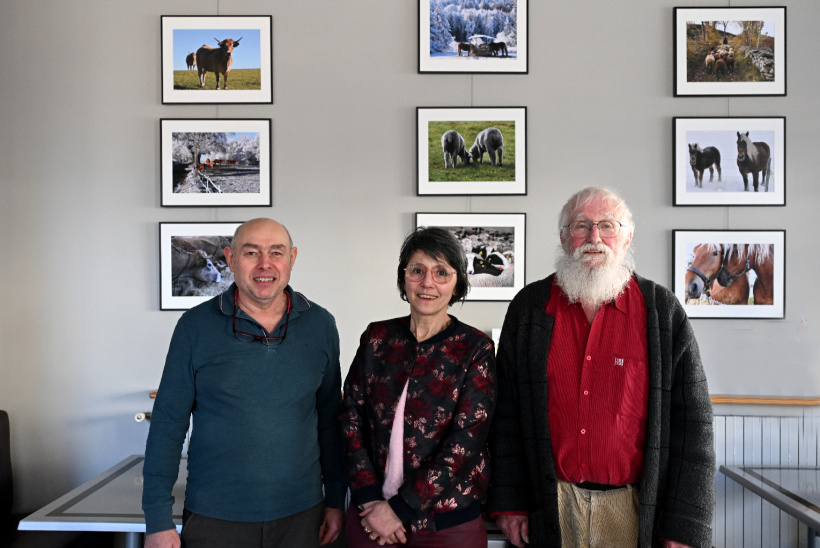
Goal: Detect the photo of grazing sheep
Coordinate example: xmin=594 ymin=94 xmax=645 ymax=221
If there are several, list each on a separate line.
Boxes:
xmin=426 ymin=120 xmax=515 ymax=183
xmin=469 ymin=127 xmax=504 ymax=166
xmin=418 ymin=107 xmax=526 ymax=195
xmin=441 ymin=130 xmax=469 ymax=168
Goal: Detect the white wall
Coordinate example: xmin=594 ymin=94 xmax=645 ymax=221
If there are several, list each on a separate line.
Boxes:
xmin=1 ymin=0 xmax=818 ymax=512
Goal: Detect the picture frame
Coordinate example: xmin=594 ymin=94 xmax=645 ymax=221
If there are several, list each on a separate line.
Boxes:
xmin=416 ymin=213 xmax=525 ymax=301
xmin=673 ymin=117 xmax=785 ymax=206
xmin=418 ymin=0 xmax=528 ymax=74
xmin=160 ymin=222 xmax=241 ymax=310
xmin=674 ymin=7 xmax=786 ymax=97
xmin=161 ymin=119 xmax=272 ymax=207
xmin=417 ymin=107 xmax=526 ymax=196
xmin=161 ymin=15 xmax=272 ymax=104
xmin=672 ymin=229 xmax=785 ymax=319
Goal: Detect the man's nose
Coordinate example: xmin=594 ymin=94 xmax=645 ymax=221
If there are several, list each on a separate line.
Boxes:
xmin=587 ymin=224 xmax=603 ymax=243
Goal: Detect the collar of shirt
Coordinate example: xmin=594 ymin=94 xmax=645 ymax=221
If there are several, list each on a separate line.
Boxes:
xmin=218 ymin=283 xmax=311 ymax=318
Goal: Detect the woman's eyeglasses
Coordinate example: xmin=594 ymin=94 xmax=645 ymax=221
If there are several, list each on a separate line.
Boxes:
xmin=404 ymin=263 xmax=455 ymax=284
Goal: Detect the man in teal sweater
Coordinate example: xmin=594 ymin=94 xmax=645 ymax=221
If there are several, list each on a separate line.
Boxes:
xmin=142 ymin=218 xmax=347 ymax=548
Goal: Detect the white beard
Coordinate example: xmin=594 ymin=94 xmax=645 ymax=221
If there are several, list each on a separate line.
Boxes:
xmin=554 ymin=243 xmax=634 ymax=306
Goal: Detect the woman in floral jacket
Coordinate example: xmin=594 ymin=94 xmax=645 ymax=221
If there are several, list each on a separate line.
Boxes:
xmin=341 ymin=227 xmax=496 ymax=547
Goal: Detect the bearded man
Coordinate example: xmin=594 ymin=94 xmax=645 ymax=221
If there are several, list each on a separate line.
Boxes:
xmin=488 ymin=187 xmax=715 ymax=548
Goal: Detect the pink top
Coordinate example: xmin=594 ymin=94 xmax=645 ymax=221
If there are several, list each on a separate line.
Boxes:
xmin=382 ymin=379 xmax=409 ymax=499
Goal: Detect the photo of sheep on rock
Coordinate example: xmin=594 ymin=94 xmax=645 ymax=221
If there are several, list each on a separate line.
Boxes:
xmin=674 ymin=8 xmax=785 ymax=97
xmin=170 ymin=235 xmax=235 ymax=298
xmin=416 ymin=213 xmax=525 ymax=301
xmin=160 ymin=222 xmax=241 ymax=310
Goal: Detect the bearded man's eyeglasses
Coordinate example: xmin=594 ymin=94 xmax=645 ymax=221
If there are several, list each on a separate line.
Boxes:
xmin=564 ymin=220 xmax=624 ymax=239
xmin=232 ymin=290 xmax=290 ymax=345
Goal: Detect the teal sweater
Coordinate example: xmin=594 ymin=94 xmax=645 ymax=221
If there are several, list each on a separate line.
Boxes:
xmin=142 ymin=285 xmax=347 ymax=534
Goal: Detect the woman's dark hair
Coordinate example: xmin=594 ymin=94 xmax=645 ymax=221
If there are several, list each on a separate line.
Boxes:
xmin=397 ymin=226 xmax=469 ymax=306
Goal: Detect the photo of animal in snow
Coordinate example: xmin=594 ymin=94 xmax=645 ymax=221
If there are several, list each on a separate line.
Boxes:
xmin=162 ymin=16 xmax=272 ymax=104
xmin=160 ymin=222 xmax=241 ymax=310
xmin=673 ymin=117 xmax=784 ymax=206
xmin=418 ymin=107 xmax=526 ymax=195
xmin=420 ymin=0 xmax=527 ymax=73
xmin=416 ymin=213 xmax=525 ymax=301
xmin=161 ymin=119 xmax=271 ymax=207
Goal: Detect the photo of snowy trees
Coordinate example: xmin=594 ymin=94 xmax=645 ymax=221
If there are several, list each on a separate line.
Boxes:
xmin=419 ymin=0 xmax=527 ymax=73
xmin=161 ymin=119 xmax=271 ymax=207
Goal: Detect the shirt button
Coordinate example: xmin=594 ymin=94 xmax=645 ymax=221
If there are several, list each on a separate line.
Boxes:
xmin=586 ymin=356 xmax=591 ymax=361
xmin=580 ymin=429 xmax=586 ymax=435
xmin=584 ymin=390 xmax=589 ymax=396
xmin=580 ymin=463 xmax=587 ymax=469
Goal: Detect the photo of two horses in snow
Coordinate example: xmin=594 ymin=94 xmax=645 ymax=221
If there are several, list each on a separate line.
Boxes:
xmin=687 ymin=131 xmax=772 ymax=192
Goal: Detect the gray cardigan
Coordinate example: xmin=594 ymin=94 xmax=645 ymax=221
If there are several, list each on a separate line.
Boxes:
xmin=487 ymin=274 xmax=715 ymax=547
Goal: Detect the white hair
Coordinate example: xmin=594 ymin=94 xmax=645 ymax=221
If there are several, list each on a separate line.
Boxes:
xmin=558 ymin=186 xmax=635 ymax=239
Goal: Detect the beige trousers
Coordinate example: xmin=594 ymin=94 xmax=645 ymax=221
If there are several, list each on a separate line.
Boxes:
xmin=557 ymin=479 xmax=640 ymax=548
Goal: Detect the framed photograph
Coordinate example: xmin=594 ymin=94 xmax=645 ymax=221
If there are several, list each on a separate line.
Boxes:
xmin=674 ymin=7 xmax=786 ymax=97
xmin=418 ymin=0 xmax=528 ymax=74
xmin=672 ymin=230 xmax=785 ymax=319
xmin=673 ymin=117 xmax=785 ymax=206
xmin=417 ymin=107 xmax=526 ymax=196
xmin=161 ymin=15 xmax=272 ymax=104
xmin=161 ymin=119 xmax=271 ymax=207
xmin=416 ymin=213 xmax=525 ymax=301
xmin=160 ymin=222 xmax=240 ymax=310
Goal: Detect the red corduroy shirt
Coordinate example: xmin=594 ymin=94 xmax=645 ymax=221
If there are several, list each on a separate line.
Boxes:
xmin=546 ymin=276 xmax=649 ymax=486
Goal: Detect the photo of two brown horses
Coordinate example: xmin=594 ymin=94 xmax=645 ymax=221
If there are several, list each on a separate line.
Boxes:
xmin=685 ymin=243 xmax=774 ymax=305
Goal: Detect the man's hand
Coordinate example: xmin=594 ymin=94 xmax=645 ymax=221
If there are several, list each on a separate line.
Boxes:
xmin=144 ymin=529 xmax=180 ymax=548
xmin=497 ymin=514 xmax=529 ymax=547
xmin=319 ymin=507 xmax=344 ymax=545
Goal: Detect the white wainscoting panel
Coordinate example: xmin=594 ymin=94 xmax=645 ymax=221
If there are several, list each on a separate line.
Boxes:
xmin=713 ymin=412 xmax=820 ymax=548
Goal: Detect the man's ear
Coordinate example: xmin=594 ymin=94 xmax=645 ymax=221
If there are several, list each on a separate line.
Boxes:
xmin=224 ymin=246 xmax=236 ymax=272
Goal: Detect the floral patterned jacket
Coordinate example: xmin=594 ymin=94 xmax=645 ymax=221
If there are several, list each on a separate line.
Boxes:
xmin=340 ymin=316 xmax=496 ymax=533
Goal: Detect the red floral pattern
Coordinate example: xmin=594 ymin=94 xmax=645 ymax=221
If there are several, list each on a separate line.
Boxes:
xmin=340 ymin=316 xmax=496 ymax=533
